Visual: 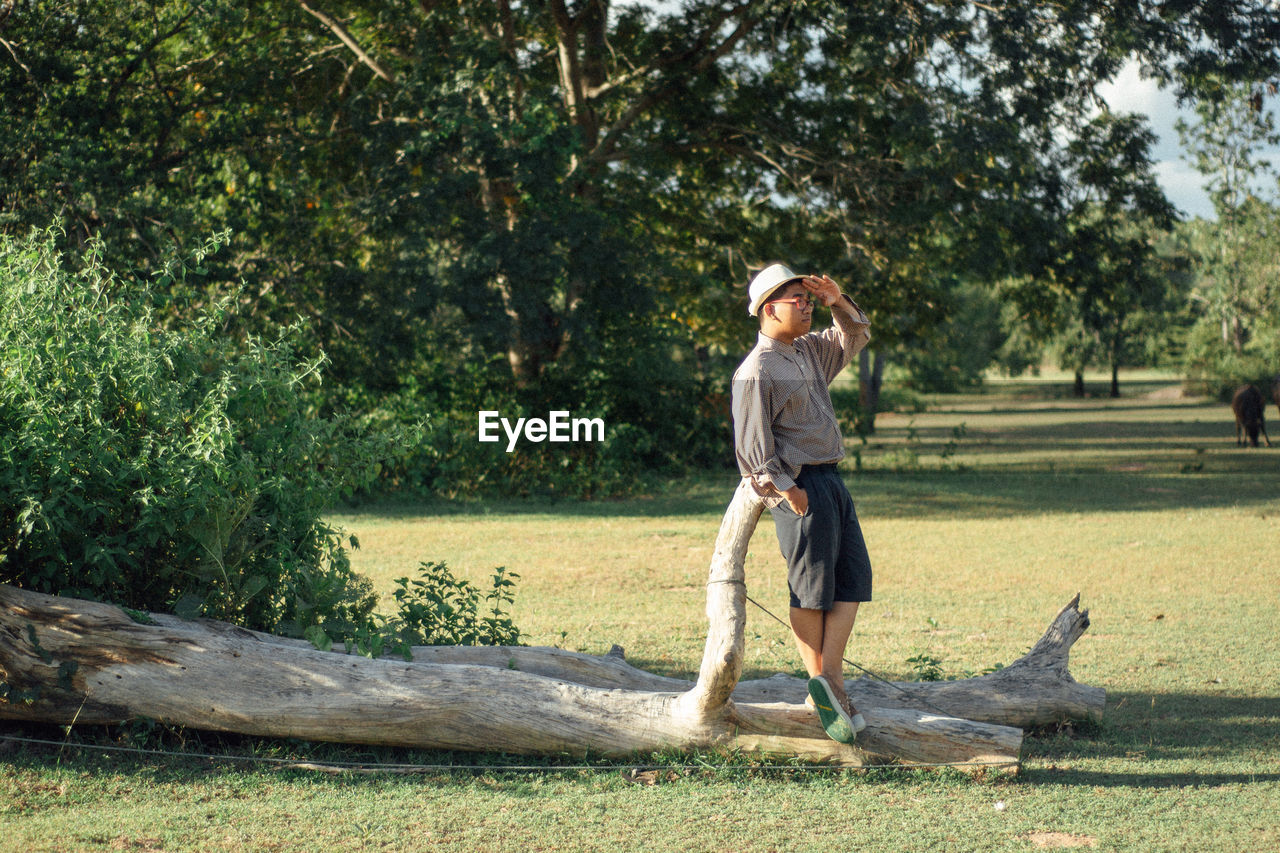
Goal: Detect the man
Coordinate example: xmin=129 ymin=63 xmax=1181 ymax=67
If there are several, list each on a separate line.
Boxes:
xmin=730 ymin=262 xmax=873 ymax=744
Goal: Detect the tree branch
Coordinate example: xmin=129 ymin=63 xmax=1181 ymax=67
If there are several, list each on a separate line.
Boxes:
xmin=550 ymin=0 xmax=590 ymax=144
xmin=105 ymin=4 xmax=202 ymax=115
xmin=578 ymin=2 xmax=760 ymax=175
xmin=0 ymin=32 xmax=31 ymax=80
xmin=586 ymin=0 xmax=754 ymax=97
xmin=298 ymin=1 xmax=395 ymax=84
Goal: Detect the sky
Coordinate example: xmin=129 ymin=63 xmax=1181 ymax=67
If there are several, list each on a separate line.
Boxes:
xmin=1092 ymin=61 xmax=1278 ymax=222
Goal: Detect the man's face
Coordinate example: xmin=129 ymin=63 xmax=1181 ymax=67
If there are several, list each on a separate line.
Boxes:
xmin=764 ymin=281 xmax=813 ymax=336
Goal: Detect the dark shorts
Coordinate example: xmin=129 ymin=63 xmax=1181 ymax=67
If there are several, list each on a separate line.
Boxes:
xmin=768 ymin=463 xmax=873 ymax=610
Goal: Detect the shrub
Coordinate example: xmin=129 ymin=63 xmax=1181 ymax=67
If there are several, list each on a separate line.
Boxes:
xmin=1181 ymin=320 xmax=1280 ymax=399
xmin=0 ymin=228 xmax=406 ymax=634
xmin=305 ymin=561 xmax=522 ymax=659
xmin=356 ymin=316 xmax=732 ymax=500
xmin=895 ymin=280 xmax=1006 ymax=392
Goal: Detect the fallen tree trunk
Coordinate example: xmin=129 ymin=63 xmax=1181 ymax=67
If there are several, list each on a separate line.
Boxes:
xmin=136 ymin=595 xmax=1102 ymax=730
xmin=0 ymin=583 xmax=1018 ymax=769
xmin=0 ymin=479 xmax=1099 ymax=770
xmin=363 ymin=593 xmax=1105 ymax=730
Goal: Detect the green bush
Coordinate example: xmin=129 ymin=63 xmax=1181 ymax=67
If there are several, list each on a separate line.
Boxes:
xmin=305 ymin=561 xmax=522 ymax=659
xmin=354 ymin=317 xmax=731 ymax=500
xmin=1181 ymin=320 xmax=1280 ymax=400
xmin=895 ymin=280 xmax=1006 ymax=392
xmin=0 ymin=228 xmax=405 ymax=634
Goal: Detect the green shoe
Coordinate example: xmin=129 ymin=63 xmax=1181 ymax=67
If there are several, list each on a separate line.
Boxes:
xmin=807 ymin=676 xmax=857 ymax=744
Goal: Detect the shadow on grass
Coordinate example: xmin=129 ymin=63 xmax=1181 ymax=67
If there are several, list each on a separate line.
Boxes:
xmin=338 ymin=388 xmax=1280 ymax=523
xmin=344 ymin=457 xmax=1280 ymax=524
xmin=1024 ymin=691 xmax=1280 ymax=788
xmin=851 ymin=464 xmax=1280 ymax=520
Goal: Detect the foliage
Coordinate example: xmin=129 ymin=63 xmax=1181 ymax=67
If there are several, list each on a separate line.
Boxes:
xmin=391 ymin=562 xmax=520 ymax=648
xmin=305 ymin=562 xmax=522 ymax=660
xmin=893 ymin=281 xmax=1006 ymax=392
xmin=999 ymin=112 xmax=1180 ymax=396
xmin=0 ymin=228 xmax=405 ymax=634
xmin=345 ymin=317 xmax=732 ymax=500
xmin=992 ymin=279 xmax=1051 ymax=377
xmin=1175 ymin=83 xmax=1280 ymax=391
xmin=4 ymin=2 xmax=1280 ymax=494
xmin=1180 ymin=320 xmax=1280 ymax=399
xmin=907 ymin=651 xmax=1004 ymax=682
xmin=905 ymin=653 xmax=945 ymax=682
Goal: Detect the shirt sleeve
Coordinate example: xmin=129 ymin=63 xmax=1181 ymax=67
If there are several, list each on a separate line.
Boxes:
xmin=731 ymin=373 xmax=797 ymax=494
xmin=810 ymin=294 xmax=871 ymax=383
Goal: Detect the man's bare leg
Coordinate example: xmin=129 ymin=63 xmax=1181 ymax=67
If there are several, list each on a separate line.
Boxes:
xmin=790 ymin=601 xmax=860 ymax=695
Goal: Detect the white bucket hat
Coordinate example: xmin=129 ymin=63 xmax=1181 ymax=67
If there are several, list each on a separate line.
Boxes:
xmin=747 ymin=263 xmax=805 ymax=316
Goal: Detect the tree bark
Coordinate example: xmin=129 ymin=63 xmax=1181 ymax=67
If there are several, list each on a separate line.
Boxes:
xmin=399 ymin=597 xmax=1104 ymax=730
xmin=0 ymin=583 xmax=1020 ymax=770
xmin=0 ymin=482 xmax=1101 ymax=770
xmin=857 ymin=349 xmax=884 ymax=433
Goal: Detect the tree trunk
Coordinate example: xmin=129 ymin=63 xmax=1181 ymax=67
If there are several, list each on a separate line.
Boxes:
xmin=1073 ymin=369 xmax=1085 ymax=398
xmin=400 ymin=594 xmax=1104 ymax=730
xmin=858 ymin=349 xmax=884 ymax=433
xmin=0 ymin=583 xmax=1020 ymax=770
xmin=1230 ymin=313 xmax=1246 ymax=354
xmin=0 ymin=482 xmax=1102 ymax=771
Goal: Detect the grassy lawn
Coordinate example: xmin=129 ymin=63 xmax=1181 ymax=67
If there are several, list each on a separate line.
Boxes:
xmin=4 ymin=373 xmax=1279 ymax=852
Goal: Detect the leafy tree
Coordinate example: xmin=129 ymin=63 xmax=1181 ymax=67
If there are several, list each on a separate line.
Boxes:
xmin=1177 ymin=80 xmax=1280 ymax=358
xmin=5 ymin=1 xmax=1280 ymax=481
xmin=1001 ymin=112 xmax=1177 ymax=396
xmin=893 ymin=279 xmax=1006 ymax=392
xmin=1174 ymin=198 xmax=1280 ymax=394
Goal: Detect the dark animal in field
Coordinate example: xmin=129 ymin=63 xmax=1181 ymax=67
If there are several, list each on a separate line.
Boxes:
xmin=1231 ymin=384 xmax=1271 ymax=448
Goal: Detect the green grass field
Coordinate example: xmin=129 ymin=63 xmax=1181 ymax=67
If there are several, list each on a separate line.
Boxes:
xmin=4 ymin=374 xmax=1279 ymax=852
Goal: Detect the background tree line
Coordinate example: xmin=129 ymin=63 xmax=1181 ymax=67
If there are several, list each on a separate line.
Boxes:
xmin=4 ymin=0 xmax=1280 ymax=634
xmin=4 ymin=0 xmax=1280 ymax=497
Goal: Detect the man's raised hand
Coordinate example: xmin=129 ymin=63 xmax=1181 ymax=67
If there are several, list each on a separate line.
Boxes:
xmin=801 ymin=274 xmax=842 ymax=307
